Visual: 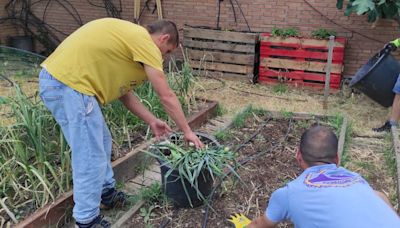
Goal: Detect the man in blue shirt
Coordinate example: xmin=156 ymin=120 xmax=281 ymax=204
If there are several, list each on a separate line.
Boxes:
xmin=244 ymin=125 xmax=400 ymax=228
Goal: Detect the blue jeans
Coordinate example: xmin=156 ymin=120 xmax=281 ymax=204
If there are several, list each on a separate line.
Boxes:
xmin=393 ymin=74 xmax=400 ymax=94
xmin=39 ymin=69 xmax=115 ymax=223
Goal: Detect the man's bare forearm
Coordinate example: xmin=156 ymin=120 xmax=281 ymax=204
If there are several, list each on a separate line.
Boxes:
xmin=119 ymin=92 xmax=157 ymax=125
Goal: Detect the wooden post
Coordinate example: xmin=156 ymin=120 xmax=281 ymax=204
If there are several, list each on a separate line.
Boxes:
xmin=390 ymin=125 xmax=400 ymax=213
xmin=338 ymin=117 xmax=348 ymax=164
xmin=323 ymin=35 xmax=335 ymax=110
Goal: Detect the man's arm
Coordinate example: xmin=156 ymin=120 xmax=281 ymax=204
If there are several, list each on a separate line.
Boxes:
xmin=119 ymin=92 xmax=171 ymax=139
xmin=144 ymin=64 xmax=203 ymax=147
xmin=247 ymin=215 xmax=277 ymax=228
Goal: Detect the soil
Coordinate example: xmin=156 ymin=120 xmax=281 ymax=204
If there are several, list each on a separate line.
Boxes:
xmin=128 ymin=112 xmax=332 ymax=228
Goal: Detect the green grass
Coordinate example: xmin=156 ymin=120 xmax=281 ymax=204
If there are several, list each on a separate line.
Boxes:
xmin=280 ymin=109 xmax=294 ymax=119
xmin=382 ymin=134 xmax=397 ymax=180
xmin=272 ymin=83 xmax=288 ymax=95
xmin=214 ymin=130 xmax=232 ymax=142
xmin=215 ymin=104 xmax=226 ymax=117
xmin=232 ymin=106 xmax=265 ymax=129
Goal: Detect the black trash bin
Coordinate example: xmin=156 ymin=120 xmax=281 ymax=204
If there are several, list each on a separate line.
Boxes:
xmin=350 ymin=52 xmax=400 ymax=107
xmin=156 ymin=132 xmax=219 ymax=208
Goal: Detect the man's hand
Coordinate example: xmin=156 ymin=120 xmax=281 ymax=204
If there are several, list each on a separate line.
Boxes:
xmin=183 ymin=131 xmax=204 ymax=148
xmin=149 ymin=119 xmax=172 ymax=140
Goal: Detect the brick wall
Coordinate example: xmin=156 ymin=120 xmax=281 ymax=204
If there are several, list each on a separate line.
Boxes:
xmin=1 ymin=0 xmax=399 ymax=76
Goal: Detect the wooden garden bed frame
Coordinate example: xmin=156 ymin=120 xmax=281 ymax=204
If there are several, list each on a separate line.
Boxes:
xmin=15 ymin=99 xmax=218 ymax=228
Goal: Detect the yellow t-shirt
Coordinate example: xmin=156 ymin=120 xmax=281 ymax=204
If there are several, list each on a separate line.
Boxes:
xmin=41 ymin=18 xmax=163 ymax=105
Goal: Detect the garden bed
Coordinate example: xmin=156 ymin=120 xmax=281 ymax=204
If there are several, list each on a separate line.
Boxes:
xmin=13 ymin=99 xmax=217 ymax=228
xmin=126 ymin=109 xmax=347 ymax=227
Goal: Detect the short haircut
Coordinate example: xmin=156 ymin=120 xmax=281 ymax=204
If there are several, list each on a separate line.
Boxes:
xmin=299 ymin=125 xmax=338 ymax=166
xmin=146 ymin=20 xmax=179 ymax=47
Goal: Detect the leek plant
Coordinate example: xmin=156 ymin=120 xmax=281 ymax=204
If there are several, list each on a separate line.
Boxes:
xmin=146 ymin=134 xmax=240 ymax=207
xmin=0 ymin=85 xmax=71 ymax=223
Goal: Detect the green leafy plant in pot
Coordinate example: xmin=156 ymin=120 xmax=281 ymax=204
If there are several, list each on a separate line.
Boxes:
xmin=147 ymin=132 xmax=239 ymax=208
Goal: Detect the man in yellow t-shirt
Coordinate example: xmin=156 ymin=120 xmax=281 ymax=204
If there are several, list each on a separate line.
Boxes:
xmin=38 ymin=18 xmax=203 ymax=228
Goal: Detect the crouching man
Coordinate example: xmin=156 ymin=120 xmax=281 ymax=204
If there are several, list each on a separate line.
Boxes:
xmin=237 ymin=125 xmax=400 ymax=228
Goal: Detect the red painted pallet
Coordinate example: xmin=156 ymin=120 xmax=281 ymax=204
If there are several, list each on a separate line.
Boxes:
xmin=258 ymin=33 xmax=345 ymax=90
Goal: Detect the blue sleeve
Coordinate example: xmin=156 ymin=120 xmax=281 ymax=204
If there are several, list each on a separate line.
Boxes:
xmin=265 ymin=187 xmax=289 ymax=223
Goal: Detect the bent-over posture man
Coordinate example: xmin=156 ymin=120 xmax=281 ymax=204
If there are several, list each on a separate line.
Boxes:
xmin=244 ymin=125 xmax=400 ymax=228
xmin=39 ymin=18 xmax=203 ymax=228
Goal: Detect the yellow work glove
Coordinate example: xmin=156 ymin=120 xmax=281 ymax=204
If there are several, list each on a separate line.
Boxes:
xmin=228 ymin=213 xmax=251 ymax=228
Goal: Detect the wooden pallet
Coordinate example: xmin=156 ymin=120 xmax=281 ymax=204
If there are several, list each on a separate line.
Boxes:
xmin=183 ymin=26 xmax=258 ymax=81
xmin=258 ymin=33 xmax=345 ymax=90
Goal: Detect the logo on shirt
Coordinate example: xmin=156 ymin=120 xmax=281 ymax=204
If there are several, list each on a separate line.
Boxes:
xmin=304 ymin=170 xmax=365 ymax=188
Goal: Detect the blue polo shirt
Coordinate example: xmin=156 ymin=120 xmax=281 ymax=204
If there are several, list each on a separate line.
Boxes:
xmin=266 ymin=164 xmax=400 ymax=228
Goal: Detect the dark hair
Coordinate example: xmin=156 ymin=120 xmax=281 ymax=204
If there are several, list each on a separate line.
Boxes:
xmin=146 ymin=20 xmax=179 ymax=47
xmin=299 ymin=125 xmax=338 ymax=166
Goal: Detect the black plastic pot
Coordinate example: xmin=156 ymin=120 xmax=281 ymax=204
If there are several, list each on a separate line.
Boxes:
xmin=159 ymin=163 xmax=213 ymax=208
xmin=157 ymin=132 xmax=220 ymax=208
xmin=350 ymin=52 xmax=400 ymax=107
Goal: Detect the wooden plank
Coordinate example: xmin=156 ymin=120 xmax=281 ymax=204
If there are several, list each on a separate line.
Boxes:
xmin=259 ymin=77 xmax=340 ymax=90
xmin=390 ymin=125 xmax=400 ymax=214
xmin=260 ymin=57 xmax=343 ymax=74
xmin=111 ymin=200 xmax=145 ymax=228
xmin=259 ymin=69 xmax=341 ymax=84
xmin=260 ymin=46 xmax=344 ymax=62
xmin=15 ymin=192 xmax=73 ymax=228
xmin=187 ymin=49 xmax=255 ymax=65
xmin=193 ymin=70 xmax=253 ymax=81
xmin=17 ymin=99 xmax=219 ymax=228
xmin=191 ymin=60 xmax=254 ymax=75
xmin=323 ymin=36 xmax=335 ymax=110
xmin=184 ymin=27 xmax=257 ymax=44
xmin=260 ymin=35 xmax=345 ymax=48
xmin=186 ymin=100 xmax=218 ymax=130
xmin=183 ymin=39 xmax=255 ymax=53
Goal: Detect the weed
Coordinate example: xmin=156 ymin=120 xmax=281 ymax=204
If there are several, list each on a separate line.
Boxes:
xmin=280 ymin=109 xmax=294 ymax=119
xmin=139 ymin=182 xmax=165 ymax=204
xmin=139 ymin=205 xmax=155 ymax=225
xmin=327 ymin=114 xmax=344 ymax=135
xmin=272 ymin=83 xmax=288 ymax=95
xmin=214 ymin=130 xmax=231 ymax=142
xmin=295 ymin=120 xmax=311 ymax=130
xmin=215 ymin=104 xmax=226 ymax=116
